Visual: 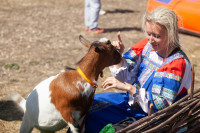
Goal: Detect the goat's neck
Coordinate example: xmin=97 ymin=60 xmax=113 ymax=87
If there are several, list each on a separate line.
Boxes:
xmin=78 ymin=60 xmax=104 ymax=82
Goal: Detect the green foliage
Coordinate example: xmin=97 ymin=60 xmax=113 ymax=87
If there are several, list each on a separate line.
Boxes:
xmin=4 ymin=63 xmax=20 ymax=70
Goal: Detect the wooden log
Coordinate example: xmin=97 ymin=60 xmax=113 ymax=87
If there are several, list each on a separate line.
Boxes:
xmin=128 ymin=113 xmax=168 ymax=132
xmin=188 ymin=101 xmax=200 ymax=116
xmin=117 ymin=88 xmax=200 ymax=133
xmin=142 ymin=99 xmax=199 ymax=133
xmin=148 ymin=103 xmax=153 ymax=116
xmin=190 ymin=65 xmax=195 ymax=99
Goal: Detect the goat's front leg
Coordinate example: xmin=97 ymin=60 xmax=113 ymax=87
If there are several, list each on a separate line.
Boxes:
xmin=66 ymin=113 xmax=87 ymax=133
xmin=71 ymin=115 xmax=86 ymax=133
xmin=60 ymin=110 xmax=79 ymax=133
xmin=67 ymin=123 xmax=79 ymax=133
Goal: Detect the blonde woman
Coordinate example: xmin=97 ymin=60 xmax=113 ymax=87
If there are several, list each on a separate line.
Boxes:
xmin=84 ymin=7 xmax=192 ymax=133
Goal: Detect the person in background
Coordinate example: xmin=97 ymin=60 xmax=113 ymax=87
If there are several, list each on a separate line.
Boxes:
xmin=85 ymin=7 xmax=192 ymax=133
xmin=84 ymin=0 xmax=104 ymax=34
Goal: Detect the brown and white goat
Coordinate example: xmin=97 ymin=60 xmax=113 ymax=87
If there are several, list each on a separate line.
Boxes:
xmin=19 ymin=35 xmax=121 ymax=133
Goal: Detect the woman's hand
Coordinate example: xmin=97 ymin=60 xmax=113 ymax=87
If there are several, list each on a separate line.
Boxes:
xmin=111 ymin=41 xmax=124 ymax=69
xmin=112 ymin=41 xmax=125 ymax=55
xmin=110 ymin=33 xmax=125 ymax=69
xmin=102 ymin=77 xmax=136 ymax=95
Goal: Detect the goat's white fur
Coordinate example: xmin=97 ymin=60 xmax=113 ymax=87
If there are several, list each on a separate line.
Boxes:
xmin=19 ymin=71 xmax=94 ymax=133
xmin=99 ymin=37 xmax=109 ymax=42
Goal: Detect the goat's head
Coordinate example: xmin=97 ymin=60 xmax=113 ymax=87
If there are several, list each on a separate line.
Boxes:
xmin=79 ymin=35 xmax=122 ymax=68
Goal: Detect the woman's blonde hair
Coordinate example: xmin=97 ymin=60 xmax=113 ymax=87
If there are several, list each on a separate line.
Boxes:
xmin=142 ymin=7 xmax=180 ymax=49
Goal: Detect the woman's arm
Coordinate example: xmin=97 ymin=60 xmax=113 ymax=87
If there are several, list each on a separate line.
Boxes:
xmin=151 ymin=58 xmax=192 ymax=111
xmin=102 ymin=76 xmax=137 ymax=96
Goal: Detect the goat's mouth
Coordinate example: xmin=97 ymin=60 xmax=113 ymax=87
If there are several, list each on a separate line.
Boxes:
xmin=114 ymin=51 xmax=122 ymax=64
xmin=115 ymin=56 xmax=122 ymax=64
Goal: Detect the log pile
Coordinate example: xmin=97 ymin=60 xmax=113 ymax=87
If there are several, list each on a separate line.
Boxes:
xmin=117 ymin=66 xmax=200 ymax=133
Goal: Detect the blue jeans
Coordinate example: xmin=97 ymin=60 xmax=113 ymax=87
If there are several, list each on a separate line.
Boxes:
xmin=84 ymin=0 xmax=101 ymax=30
xmin=85 ymin=92 xmax=147 ymax=133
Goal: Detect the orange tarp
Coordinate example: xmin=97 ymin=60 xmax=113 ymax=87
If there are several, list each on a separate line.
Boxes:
xmin=147 ymin=0 xmax=200 ymax=34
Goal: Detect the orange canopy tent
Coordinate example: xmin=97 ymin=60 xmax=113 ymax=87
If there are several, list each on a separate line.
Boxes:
xmin=147 ymin=0 xmax=200 ymax=35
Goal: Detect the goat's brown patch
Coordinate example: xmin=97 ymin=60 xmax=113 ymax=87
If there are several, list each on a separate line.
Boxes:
xmin=50 ymin=70 xmax=94 ymax=124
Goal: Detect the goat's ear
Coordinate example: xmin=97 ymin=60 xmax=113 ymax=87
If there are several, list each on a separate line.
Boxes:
xmin=79 ymin=35 xmax=91 ymax=48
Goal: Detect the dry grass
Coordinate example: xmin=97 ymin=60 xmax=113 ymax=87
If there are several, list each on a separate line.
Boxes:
xmin=0 ymin=0 xmax=200 ymax=132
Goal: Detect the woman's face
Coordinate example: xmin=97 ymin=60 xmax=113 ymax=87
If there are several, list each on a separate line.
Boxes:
xmin=145 ymin=21 xmax=169 ymax=57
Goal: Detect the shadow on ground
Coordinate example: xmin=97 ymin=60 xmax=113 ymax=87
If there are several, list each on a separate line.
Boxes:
xmin=0 ymin=101 xmax=24 ymax=121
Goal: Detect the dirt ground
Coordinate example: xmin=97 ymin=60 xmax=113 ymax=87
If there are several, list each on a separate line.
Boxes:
xmin=0 ymin=0 xmax=200 ymax=132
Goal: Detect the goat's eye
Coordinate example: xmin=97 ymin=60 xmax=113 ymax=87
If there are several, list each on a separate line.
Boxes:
xmin=106 ymin=40 xmax=111 ymax=45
